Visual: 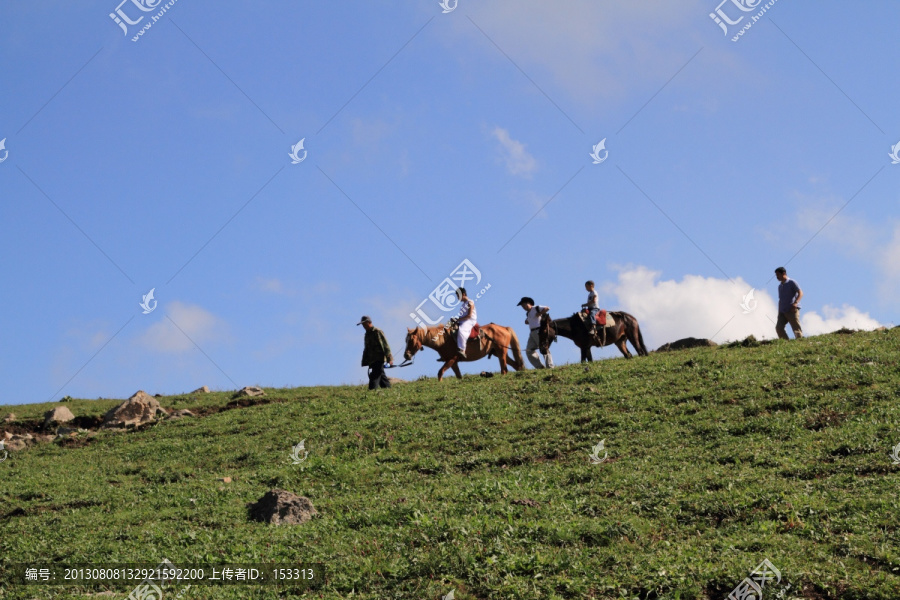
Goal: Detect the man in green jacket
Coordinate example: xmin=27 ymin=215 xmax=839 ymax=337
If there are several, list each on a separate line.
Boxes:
xmin=358 ymin=316 xmax=393 ymax=389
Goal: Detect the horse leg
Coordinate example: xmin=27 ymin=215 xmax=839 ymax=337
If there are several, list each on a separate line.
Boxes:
xmin=616 ymin=338 xmax=632 ymax=358
xmin=581 ymin=344 xmax=593 ymax=362
xmin=438 ymin=359 xmax=453 ymax=381
xmin=498 ymin=352 xmax=508 ymax=375
xmin=451 ymin=362 xmax=462 ymax=379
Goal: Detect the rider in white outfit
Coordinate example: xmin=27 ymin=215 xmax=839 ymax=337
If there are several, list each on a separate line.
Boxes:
xmin=455 ymin=288 xmax=477 ymax=357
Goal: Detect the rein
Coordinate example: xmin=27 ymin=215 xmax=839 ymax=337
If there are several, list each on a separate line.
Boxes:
xmin=385 ymin=357 xmax=414 ymax=368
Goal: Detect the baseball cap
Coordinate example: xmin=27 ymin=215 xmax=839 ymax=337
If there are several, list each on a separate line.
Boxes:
xmin=356 ymin=316 xmax=372 ymax=325
xmin=516 ymin=297 xmax=534 ymax=307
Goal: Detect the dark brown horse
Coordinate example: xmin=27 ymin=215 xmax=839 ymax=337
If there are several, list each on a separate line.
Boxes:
xmin=403 ymin=323 xmax=525 ymax=381
xmin=539 ymin=311 xmax=648 ymax=362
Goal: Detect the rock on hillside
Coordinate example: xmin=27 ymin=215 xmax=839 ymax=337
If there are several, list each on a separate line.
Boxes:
xmin=656 ymin=338 xmax=718 ymax=352
xmin=102 ymin=391 xmax=161 ymax=428
xmin=43 ymin=406 xmax=75 ymax=427
xmin=248 ymin=489 xmax=317 ymax=525
xmin=233 ymin=386 xmax=265 ymax=399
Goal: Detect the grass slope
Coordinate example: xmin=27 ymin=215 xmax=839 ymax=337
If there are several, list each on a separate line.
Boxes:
xmin=1 ymin=329 xmax=900 ymax=599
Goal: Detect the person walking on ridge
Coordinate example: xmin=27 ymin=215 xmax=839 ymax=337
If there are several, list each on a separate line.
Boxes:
xmin=359 ymin=316 xmax=393 ymax=389
xmin=517 ymin=296 xmax=553 ymax=369
xmin=774 ymin=267 xmax=803 ymax=340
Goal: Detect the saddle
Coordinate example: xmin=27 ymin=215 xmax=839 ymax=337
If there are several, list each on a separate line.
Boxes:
xmin=446 ymin=319 xmax=481 ymax=340
xmin=580 ymin=309 xmax=608 ymax=327
xmin=580 ymin=309 xmax=613 ymax=346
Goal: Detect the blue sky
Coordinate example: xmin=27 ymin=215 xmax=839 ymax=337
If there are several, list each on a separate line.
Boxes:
xmin=1 ymin=1 xmax=898 ymax=405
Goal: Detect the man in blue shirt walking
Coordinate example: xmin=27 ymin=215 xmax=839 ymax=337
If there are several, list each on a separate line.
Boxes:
xmin=775 ymin=267 xmax=803 ymax=340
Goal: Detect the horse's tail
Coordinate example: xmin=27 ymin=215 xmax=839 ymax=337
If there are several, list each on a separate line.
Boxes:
xmin=636 ymin=323 xmax=648 ymax=356
xmin=507 ymin=327 xmax=525 ymax=370
xmin=617 ymin=312 xmax=649 ymax=357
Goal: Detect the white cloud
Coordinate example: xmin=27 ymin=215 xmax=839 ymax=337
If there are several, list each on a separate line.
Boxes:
xmin=461 ymin=0 xmax=708 ymax=105
xmin=255 ymin=276 xmax=285 ymax=294
xmin=311 ymin=281 xmax=341 ymax=295
xmin=802 ymin=304 xmax=882 ymax=335
xmin=604 ymin=266 xmax=881 ymax=348
xmin=492 ymin=126 xmax=537 ymax=177
xmin=139 ymin=302 xmax=228 ymax=354
xmin=766 ymin=189 xmax=900 ymax=304
xmin=63 ymin=320 xmax=111 ymax=352
xmin=351 ymin=117 xmax=392 ymax=148
xmin=792 ymin=194 xmax=875 ymax=257
xmin=878 ymin=223 xmax=900 ymax=297
xmin=792 ymin=194 xmax=900 ymax=303
xmin=359 ymin=291 xmax=424 ymax=342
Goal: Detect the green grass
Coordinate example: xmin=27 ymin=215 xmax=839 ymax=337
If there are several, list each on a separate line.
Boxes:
xmin=2 ymin=329 xmax=900 ymax=599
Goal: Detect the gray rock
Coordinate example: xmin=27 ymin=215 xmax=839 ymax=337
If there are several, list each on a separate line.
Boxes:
xmin=191 ymin=386 xmax=210 ymax=394
xmin=168 ymin=409 xmax=196 ymax=419
xmin=4 ymin=438 xmax=26 ymax=451
xmin=4 ymin=433 xmax=32 ymax=451
xmin=656 ymin=338 xmax=718 ymax=352
xmin=248 ymin=489 xmax=317 ymax=525
xmin=43 ymin=406 xmax=75 ymax=427
xmin=2 ymin=413 xmax=15 ymax=423
xmin=233 ymin=386 xmax=265 ymax=399
xmin=102 ymin=390 xmax=161 ymax=428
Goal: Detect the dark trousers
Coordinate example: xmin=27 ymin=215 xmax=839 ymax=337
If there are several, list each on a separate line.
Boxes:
xmin=368 ymin=362 xmax=391 ymax=389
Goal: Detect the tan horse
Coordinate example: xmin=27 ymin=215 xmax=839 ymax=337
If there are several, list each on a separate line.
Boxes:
xmin=403 ymin=323 xmax=525 ymax=381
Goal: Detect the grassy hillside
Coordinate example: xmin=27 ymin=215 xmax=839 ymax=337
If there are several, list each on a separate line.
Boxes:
xmin=1 ymin=329 xmax=900 ymax=599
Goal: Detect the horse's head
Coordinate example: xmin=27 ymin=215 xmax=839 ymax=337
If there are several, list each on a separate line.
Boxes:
xmin=538 ymin=312 xmax=556 ymax=354
xmin=403 ymin=328 xmax=423 ymax=361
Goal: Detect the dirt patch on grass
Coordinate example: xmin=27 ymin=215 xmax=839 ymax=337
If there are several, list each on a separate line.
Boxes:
xmin=2 ymin=397 xmax=285 ymax=447
xmin=805 ymin=408 xmax=846 ymax=431
xmin=193 ymin=396 xmax=283 ymax=417
xmin=57 ymin=435 xmax=97 ymax=449
xmin=1 ymin=500 xmax=103 ymax=521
